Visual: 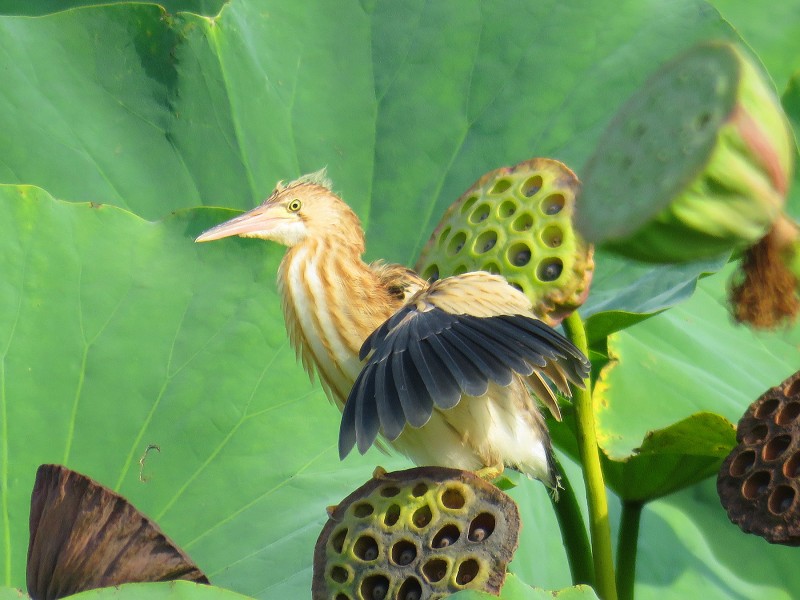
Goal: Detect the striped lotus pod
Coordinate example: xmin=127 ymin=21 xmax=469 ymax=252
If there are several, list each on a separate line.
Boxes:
xmin=717 ymin=370 xmax=800 ymax=545
xmin=416 ymin=158 xmax=594 ymax=325
xmin=576 ymin=41 xmax=794 ymax=263
xmin=312 ymin=466 xmax=520 ymax=600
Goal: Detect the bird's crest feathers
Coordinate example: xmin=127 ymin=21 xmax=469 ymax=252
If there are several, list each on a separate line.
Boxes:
xmin=274 ymin=168 xmax=333 ymax=195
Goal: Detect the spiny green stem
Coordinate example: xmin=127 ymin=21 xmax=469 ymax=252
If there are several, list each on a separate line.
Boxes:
xmin=616 ymin=500 xmax=643 ymax=600
xmin=550 ymin=456 xmax=594 ymax=586
xmin=562 ymin=311 xmax=617 ymax=600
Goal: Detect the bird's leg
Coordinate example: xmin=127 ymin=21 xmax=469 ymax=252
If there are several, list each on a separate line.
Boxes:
xmin=476 ymin=463 xmax=505 ymax=481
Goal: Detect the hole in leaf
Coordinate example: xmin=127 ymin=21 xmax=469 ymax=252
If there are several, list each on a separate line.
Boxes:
xmin=695 ymin=111 xmax=712 ymax=129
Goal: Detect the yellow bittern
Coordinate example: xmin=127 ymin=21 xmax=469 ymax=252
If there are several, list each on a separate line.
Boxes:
xmin=196 ymin=170 xmax=590 ymax=492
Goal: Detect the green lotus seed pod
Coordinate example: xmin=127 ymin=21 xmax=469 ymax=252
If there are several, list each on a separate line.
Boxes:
xmin=576 ymin=41 xmax=794 ymax=263
xmin=312 ymin=466 xmax=520 ymax=600
xmin=416 ymin=158 xmax=594 ymax=325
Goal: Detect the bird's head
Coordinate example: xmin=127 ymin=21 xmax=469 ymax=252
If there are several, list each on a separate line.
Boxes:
xmin=195 ymin=169 xmax=364 ymax=250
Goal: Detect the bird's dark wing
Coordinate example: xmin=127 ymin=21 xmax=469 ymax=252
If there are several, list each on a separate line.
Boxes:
xmin=338 ymin=280 xmax=591 ymax=458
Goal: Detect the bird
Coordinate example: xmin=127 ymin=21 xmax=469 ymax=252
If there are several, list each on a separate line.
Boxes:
xmin=196 ymin=169 xmax=590 ymax=493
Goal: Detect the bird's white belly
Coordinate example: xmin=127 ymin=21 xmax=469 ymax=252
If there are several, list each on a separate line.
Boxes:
xmin=388 ymin=380 xmax=553 ymax=485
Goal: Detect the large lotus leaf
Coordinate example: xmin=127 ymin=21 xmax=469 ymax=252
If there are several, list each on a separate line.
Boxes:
xmin=600 ymin=413 xmax=735 ymax=501
xmin=0 ymin=2 xmax=796 ymax=599
xmin=0 ymin=185 xmax=407 ymax=594
xmin=581 ymin=252 xmax=726 ymax=344
xmin=592 ymin=264 xmax=800 ymax=499
xmin=0 ymin=585 xmax=252 ymax=600
xmin=451 ymin=576 xmax=599 ymax=599
xmin=0 ymin=0 xmax=745 ymax=338
xmin=783 ymin=72 xmax=800 ymax=206
xmin=709 ymin=0 xmax=800 ymax=91
xmin=637 ymin=477 xmax=800 ymax=599
xmin=6 ymin=187 xmax=796 ymax=600
xmin=0 ymin=1 xmax=224 ymax=16
xmin=0 ymin=187 xmax=594 ymax=596
xmin=68 ymin=582 xmax=252 ymax=599
xmin=0 ymin=1 xmax=735 ymax=248
xmin=785 ymin=72 xmax=800 ymax=138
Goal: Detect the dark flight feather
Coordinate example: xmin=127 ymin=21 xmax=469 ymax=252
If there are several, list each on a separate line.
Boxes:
xmin=339 ymin=305 xmax=590 ymax=458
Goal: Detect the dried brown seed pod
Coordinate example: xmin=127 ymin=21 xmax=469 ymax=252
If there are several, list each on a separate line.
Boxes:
xmin=717 ymin=371 xmax=800 ymax=544
xmin=313 ymin=466 xmax=520 ymax=600
xmin=27 ymin=464 xmax=208 ymax=600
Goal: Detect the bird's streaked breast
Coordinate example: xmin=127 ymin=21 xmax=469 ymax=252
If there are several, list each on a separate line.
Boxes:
xmin=279 ymin=244 xmax=366 ymax=406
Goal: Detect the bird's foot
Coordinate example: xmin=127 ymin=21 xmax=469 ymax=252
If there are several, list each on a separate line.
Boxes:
xmin=476 ymin=463 xmax=505 ymax=481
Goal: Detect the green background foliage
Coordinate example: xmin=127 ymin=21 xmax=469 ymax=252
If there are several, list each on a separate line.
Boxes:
xmin=0 ymin=1 xmax=798 ymax=599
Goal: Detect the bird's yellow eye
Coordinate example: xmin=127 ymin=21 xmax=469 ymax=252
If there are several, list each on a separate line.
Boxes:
xmin=287 ymin=199 xmax=302 ymax=212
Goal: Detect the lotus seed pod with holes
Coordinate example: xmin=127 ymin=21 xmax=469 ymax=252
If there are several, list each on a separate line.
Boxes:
xmin=416 ymin=158 xmax=594 ymax=326
xmin=717 ymin=370 xmax=800 ymax=545
xmin=312 ymin=466 xmax=520 ymax=600
xmin=576 ymin=41 xmax=794 ymax=263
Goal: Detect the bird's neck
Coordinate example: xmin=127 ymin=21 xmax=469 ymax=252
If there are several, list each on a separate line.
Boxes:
xmin=277 ymin=238 xmax=401 ymax=408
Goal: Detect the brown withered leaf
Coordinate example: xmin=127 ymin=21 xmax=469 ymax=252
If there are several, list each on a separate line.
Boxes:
xmin=27 ymin=464 xmax=208 ymax=600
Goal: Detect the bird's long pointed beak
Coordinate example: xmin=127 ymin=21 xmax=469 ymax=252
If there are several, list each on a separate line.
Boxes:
xmin=195 ymin=204 xmax=280 ymax=243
